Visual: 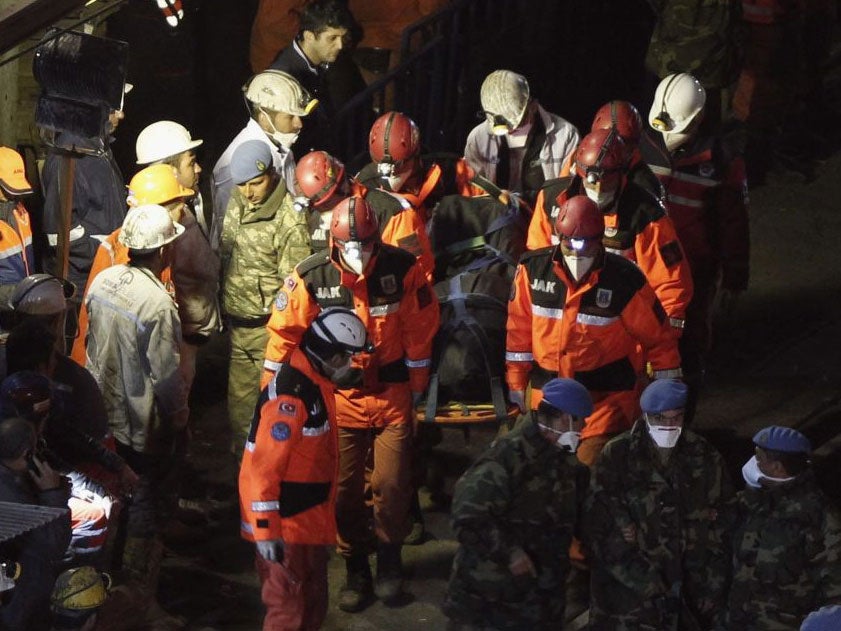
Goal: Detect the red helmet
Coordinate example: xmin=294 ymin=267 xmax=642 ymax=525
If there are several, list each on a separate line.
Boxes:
xmin=330 ymin=196 xmax=380 ymax=244
xmin=573 ymin=128 xmax=626 ymax=184
xmin=368 ymin=111 xmax=420 ymax=164
xmin=296 ymin=151 xmax=346 ymax=207
xmin=554 ymin=195 xmax=604 ymax=239
xmin=591 ymin=101 xmax=642 ymax=147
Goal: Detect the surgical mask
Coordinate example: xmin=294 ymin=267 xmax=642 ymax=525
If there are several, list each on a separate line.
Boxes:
xmin=537 ymin=421 xmax=581 ymax=453
xmin=663 ymin=131 xmax=691 ymax=152
xmin=271 ymin=130 xmax=299 ymax=150
xmin=384 ymin=171 xmax=410 ymax=192
xmin=563 ymin=254 xmax=595 ymax=282
xmin=584 ymin=186 xmax=616 ymax=209
xmin=741 ymin=455 xmax=794 ymax=488
xmin=646 ymin=420 xmax=682 ymax=449
xmin=505 ymin=122 xmax=532 ymax=149
xmin=339 ymin=242 xmax=372 ymax=275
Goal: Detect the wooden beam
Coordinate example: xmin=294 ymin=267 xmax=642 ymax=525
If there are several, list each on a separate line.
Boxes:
xmin=0 ymin=0 xmax=87 ymax=58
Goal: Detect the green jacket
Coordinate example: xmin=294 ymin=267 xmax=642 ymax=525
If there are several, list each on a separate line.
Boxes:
xmin=585 ymin=420 xmax=734 ymax=630
xmin=220 ymin=179 xmax=311 ymax=320
xmin=723 ymin=469 xmax=841 ymax=630
xmin=444 ymin=414 xmax=589 ymax=630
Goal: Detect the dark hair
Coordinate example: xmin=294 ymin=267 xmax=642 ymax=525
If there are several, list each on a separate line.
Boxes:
xmin=0 ymin=417 xmax=35 ymax=460
xmin=297 ymin=0 xmax=355 ymax=39
xmin=766 ymin=449 xmax=810 ymax=477
xmin=5 ymin=319 xmax=55 ymax=374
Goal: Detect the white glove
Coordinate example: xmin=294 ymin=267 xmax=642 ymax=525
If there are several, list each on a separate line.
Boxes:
xmin=509 ymin=390 xmax=526 ymax=412
xmin=255 ymin=538 xmax=284 ymax=563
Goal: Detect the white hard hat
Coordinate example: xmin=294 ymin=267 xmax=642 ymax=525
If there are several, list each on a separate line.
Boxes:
xmin=480 ymin=70 xmax=530 ymax=129
xmin=135 ymin=121 xmax=203 ymax=165
xmin=10 ymin=274 xmax=74 ymax=314
xmin=118 ymin=204 xmax=185 ymax=251
xmin=243 ymin=70 xmax=318 ymax=117
xmin=649 ymin=73 xmax=706 ymax=134
xmin=303 ymin=307 xmax=373 ymax=361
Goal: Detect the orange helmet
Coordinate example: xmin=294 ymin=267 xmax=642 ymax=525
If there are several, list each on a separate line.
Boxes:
xmin=573 ymin=129 xmax=626 ymax=185
xmin=296 ymin=151 xmax=345 ymax=207
xmin=330 ymin=196 xmax=379 ymax=244
xmin=368 ymin=111 xmax=420 ymax=165
xmin=591 ymin=101 xmax=642 ymax=148
xmin=127 ymin=164 xmax=193 ymax=207
xmin=554 ymin=195 xmax=604 ymax=240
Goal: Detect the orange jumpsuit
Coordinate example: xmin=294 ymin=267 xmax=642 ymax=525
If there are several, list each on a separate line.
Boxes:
xmin=526 ymin=176 xmax=693 ymax=336
xmin=262 ymin=244 xmax=439 ymax=554
xmin=506 ymin=247 xmax=682 ymax=442
xmin=239 ymin=349 xmax=337 ymax=630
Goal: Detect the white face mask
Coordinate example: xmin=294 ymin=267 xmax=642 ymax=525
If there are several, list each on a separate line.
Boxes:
xmin=563 ymin=255 xmax=595 ymax=282
xmin=537 ymin=420 xmax=581 ymax=453
xmin=663 ymin=131 xmax=691 ymax=152
xmin=646 ymin=419 xmax=682 ymax=449
xmin=271 ymin=130 xmax=299 ymax=149
xmin=741 ymin=455 xmax=794 ymax=488
xmin=339 ymin=244 xmax=373 ymax=275
xmin=505 ymin=121 xmax=532 ymax=149
xmin=384 ymin=171 xmax=410 ymax=192
xmin=584 ymin=186 xmax=616 ymax=209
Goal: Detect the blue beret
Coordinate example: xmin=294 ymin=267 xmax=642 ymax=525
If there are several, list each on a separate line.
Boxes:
xmin=639 ymin=379 xmax=688 ymax=414
xmin=752 ymin=425 xmax=811 ymax=454
xmin=231 ymin=140 xmax=273 ymax=184
xmin=801 ymin=605 xmax=841 ymax=631
xmin=540 ymin=378 xmax=593 ymax=418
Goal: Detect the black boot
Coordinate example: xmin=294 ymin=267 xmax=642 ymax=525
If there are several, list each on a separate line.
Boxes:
xmin=338 ymin=554 xmax=373 ymax=613
xmin=374 ymin=543 xmax=403 ymax=604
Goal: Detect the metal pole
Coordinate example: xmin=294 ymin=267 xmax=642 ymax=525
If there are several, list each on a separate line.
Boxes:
xmin=56 ymin=153 xmax=75 ymax=281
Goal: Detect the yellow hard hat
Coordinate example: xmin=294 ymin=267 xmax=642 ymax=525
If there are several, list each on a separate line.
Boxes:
xmin=127 ymin=163 xmax=194 ymax=207
xmin=50 ymin=566 xmax=111 ymax=611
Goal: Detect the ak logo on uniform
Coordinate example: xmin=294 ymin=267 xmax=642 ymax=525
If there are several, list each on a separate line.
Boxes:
xmin=531 ymin=278 xmax=556 ymax=294
xmin=316 ymin=286 xmax=341 ymax=300
xmin=596 ymin=288 xmax=612 ymax=308
xmin=380 ymin=274 xmax=397 ymax=295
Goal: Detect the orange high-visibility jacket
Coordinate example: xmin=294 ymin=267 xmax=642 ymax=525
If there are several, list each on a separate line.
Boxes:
xmin=506 ymin=248 xmax=682 ymax=438
xmin=352 ymin=182 xmax=434 ymax=280
xmin=356 ymin=161 xmax=444 ymax=225
xmin=0 ymin=202 xmax=33 ymax=285
xmin=262 ymin=245 xmax=439 ymax=428
xmin=239 ymin=349 xmax=337 ymax=544
xmin=527 ymin=176 xmax=693 ymax=335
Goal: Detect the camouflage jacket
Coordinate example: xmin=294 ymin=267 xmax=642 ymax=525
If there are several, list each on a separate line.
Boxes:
xmin=445 ymin=414 xmax=589 ymax=630
xmin=220 ymin=179 xmax=312 ymax=320
xmin=645 ymin=0 xmax=742 ymax=88
xmin=722 ymin=470 xmax=841 ymax=630
xmin=585 ymin=420 xmax=734 ymax=630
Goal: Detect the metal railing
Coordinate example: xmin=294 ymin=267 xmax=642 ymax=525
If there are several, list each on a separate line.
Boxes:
xmin=333 ymin=0 xmax=563 ymax=169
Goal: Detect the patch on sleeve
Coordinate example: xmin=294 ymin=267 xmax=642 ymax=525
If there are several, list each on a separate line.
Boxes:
xmin=279 ymin=402 xmax=297 ymax=417
xmin=397 ymin=232 xmax=422 ymax=256
xmin=275 ymin=290 xmax=289 ymax=311
xmin=285 ymin=276 xmax=298 ymax=291
xmin=271 ymin=422 xmax=291 ymax=441
xmin=416 ymin=284 xmax=432 ymax=308
xmin=659 ymin=240 xmax=684 ymax=267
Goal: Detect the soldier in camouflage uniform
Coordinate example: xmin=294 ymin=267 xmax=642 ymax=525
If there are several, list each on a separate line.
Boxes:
xmin=443 ymin=378 xmax=592 ymax=630
xmin=722 ymin=425 xmax=841 ymax=630
xmin=585 ymin=379 xmax=733 ymax=630
xmin=220 ymin=140 xmax=312 ymax=456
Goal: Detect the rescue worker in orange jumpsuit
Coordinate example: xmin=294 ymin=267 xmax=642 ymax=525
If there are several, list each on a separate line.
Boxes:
xmin=356 ymin=111 xmax=460 ymax=225
xmin=506 ymin=195 xmax=682 ymax=466
xmin=261 ymin=196 xmax=439 ymax=612
xmin=527 ymin=128 xmax=693 ymax=340
xmin=528 ymin=101 xmax=665 ymax=251
xmin=240 ymin=307 xmax=371 ymax=631
xmin=640 ymin=73 xmax=750 ymax=423
xmin=294 ymin=149 xmax=433 ymax=276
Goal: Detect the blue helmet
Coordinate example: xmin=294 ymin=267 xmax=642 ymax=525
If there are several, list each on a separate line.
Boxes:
xmin=540 ymin=378 xmax=593 ymax=418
